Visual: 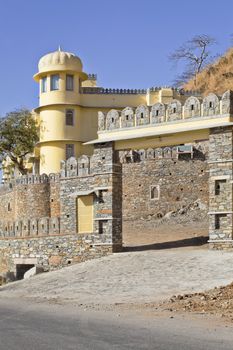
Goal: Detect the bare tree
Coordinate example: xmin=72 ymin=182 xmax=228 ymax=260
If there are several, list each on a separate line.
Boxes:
xmin=169 ymin=34 xmax=217 ymax=87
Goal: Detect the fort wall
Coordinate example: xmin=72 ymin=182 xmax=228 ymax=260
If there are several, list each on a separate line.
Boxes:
xmin=0 ymin=143 xmax=123 ymax=277
xmin=121 ymin=142 xmax=209 ymax=221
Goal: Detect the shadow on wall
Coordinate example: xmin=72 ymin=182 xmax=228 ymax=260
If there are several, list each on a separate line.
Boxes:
xmin=123 ymin=236 xmax=208 ymax=252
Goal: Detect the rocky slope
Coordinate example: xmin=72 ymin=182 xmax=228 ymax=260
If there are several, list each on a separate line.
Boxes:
xmin=184 ymin=48 xmax=233 ymax=95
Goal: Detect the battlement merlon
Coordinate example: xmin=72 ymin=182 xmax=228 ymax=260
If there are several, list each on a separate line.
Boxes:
xmin=84 ymin=91 xmax=233 ymax=149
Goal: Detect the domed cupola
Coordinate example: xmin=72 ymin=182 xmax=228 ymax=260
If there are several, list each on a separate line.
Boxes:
xmin=34 ymin=47 xmax=87 ymax=81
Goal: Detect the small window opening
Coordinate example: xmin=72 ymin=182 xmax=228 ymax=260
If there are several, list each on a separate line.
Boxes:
xmin=112 ymin=118 xmax=114 ymax=123
xmin=7 ymin=203 xmax=11 ymax=211
xmin=215 ymin=214 xmax=227 ymax=230
xmin=66 ymin=74 xmax=74 ymax=91
xmin=150 ymin=185 xmax=160 ymax=200
xmin=215 ymin=179 xmax=226 ymax=195
xmin=141 ymin=113 xmax=144 ymax=119
xmin=173 ymin=107 xmax=176 ymax=113
xmin=99 ymin=221 xmax=104 ymax=234
xmin=156 ymin=110 xmax=159 ymax=116
xmin=66 ymin=110 xmax=74 ymax=126
xmin=209 ymin=101 xmax=213 ymax=108
xmin=98 ymin=190 xmax=104 ymax=203
xmin=99 ymin=220 xmax=107 ymax=234
xmin=126 ymin=115 xmax=129 ymax=121
xmin=50 ymin=74 xmax=60 ymax=91
xmin=191 ymin=104 xmax=194 ymax=111
xmin=66 ymin=144 xmax=75 ymax=159
xmin=41 ymin=76 xmax=47 ymax=93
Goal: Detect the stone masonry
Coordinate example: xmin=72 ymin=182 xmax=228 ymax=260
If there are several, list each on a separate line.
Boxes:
xmin=209 ymin=127 xmax=233 ymax=249
xmin=121 ymin=142 xmax=209 ymax=221
xmin=1 ymin=89 xmax=233 ymax=277
xmin=0 ymin=142 xmax=122 ymax=277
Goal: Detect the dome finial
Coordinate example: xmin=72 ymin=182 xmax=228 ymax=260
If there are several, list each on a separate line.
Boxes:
xmin=58 ymin=45 xmax=62 ymax=52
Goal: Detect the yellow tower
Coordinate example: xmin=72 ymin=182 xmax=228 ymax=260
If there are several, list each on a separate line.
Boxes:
xmin=34 ymin=48 xmax=89 ymax=174
xmin=33 ymin=48 xmax=182 ymax=175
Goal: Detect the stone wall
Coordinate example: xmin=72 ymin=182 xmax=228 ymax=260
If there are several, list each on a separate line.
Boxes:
xmin=0 ymin=183 xmax=50 ymax=223
xmin=0 ymin=175 xmax=59 ymax=237
xmin=0 ymin=234 xmax=113 ymax=276
xmin=209 ymin=127 xmax=233 ymax=246
xmin=2 ymin=131 xmax=233 ymax=278
xmin=0 ymin=142 xmax=123 ymax=277
xmin=60 ymin=142 xmax=122 ymax=250
xmin=121 ymin=142 xmax=209 ymax=221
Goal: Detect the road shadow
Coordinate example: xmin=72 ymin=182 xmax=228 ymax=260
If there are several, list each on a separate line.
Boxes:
xmin=122 ymin=236 xmax=208 ymax=252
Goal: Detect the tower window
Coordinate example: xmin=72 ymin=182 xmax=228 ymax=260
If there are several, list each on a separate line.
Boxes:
xmin=191 ymin=104 xmax=194 ymax=111
xmin=66 ymin=74 xmax=74 ymax=91
xmin=66 ymin=110 xmax=74 ymax=126
xmin=209 ymin=101 xmax=213 ymax=108
xmin=156 ymin=110 xmax=159 ymax=116
xmin=141 ymin=113 xmax=144 ymax=119
xmin=173 ymin=107 xmax=176 ymax=113
xmin=50 ymin=74 xmax=60 ymax=91
xmin=41 ymin=77 xmax=47 ymax=93
xmin=66 ymin=144 xmax=75 ymax=159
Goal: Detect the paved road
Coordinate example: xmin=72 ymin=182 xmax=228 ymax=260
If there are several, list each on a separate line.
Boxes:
xmin=0 ymin=300 xmax=232 ymax=350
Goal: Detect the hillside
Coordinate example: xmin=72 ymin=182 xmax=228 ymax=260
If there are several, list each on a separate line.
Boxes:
xmin=184 ymin=48 xmax=233 ymax=95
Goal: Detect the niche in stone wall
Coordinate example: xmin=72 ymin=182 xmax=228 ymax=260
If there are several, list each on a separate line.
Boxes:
xmin=215 ymin=179 xmax=226 ymax=195
xmin=215 ymin=213 xmax=227 ymax=230
xmin=150 ymin=185 xmax=160 ymax=200
xmin=98 ymin=220 xmax=108 ymax=234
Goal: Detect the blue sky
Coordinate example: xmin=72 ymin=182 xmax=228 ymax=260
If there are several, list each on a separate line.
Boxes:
xmin=0 ymin=0 xmax=233 ymax=115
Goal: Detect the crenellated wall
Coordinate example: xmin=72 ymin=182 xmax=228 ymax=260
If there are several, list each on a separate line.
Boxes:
xmin=121 ymin=142 xmax=209 ymax=220
xmin=1 ymin=122 xmax=233 ymax=278
xmin=97 ymin=90 xmax=233 ymax=131
xmin=0 ymin=142 xmax=123 ymax=277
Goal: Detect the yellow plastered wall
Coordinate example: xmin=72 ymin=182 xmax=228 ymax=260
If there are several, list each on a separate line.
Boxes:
xmin=39 ymin=72 xmax=82 ymax=106
xmin=39 ymin=141 xmax=85 ymax=174
xmin=77 ymin=195 xmax=93 ymax=233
